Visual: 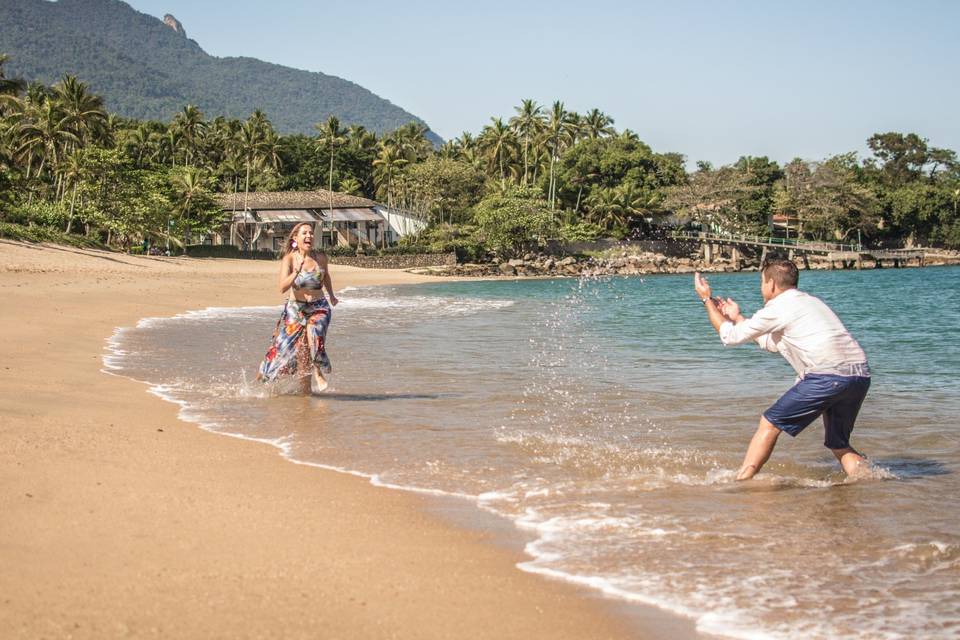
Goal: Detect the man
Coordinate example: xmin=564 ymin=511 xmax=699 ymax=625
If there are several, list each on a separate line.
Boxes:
xmin=693 ymin=259 xmax=871 ymax=480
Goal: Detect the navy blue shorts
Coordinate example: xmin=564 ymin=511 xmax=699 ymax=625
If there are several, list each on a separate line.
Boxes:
xmin=763 ymin=374 xmax=871 ymax=449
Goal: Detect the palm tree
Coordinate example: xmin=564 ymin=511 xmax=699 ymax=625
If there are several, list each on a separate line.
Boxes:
xmin=509 ymin=99 xmax=544 ymax=186
xmin=438 ymin=140 xmax=459 ymax=159
xmin=170 ymin=167 xmax=211 ymax=247
xmin=479 ymin=117 xmax=518 ymax=189
xmin=386 ymin=122 xmax=431 ymax=162
xmin=583 ymin=108 xmax=615 ymax=140
xmin=616 ymin=184 xmax=661 ymax=235
xmin=171 ymin=104 xmax=206 ymax=167
xmin=586 ymin=187 xmax=626 ymax=230
xmin=566 ymin=111 xmax=584 ymax=146
xmin=16 ymin=99 xmax=78 ymax=182
xmin=233 ymin=116 xmax=268 ymax=210
xmin=59 ymin=150 xmax=85 ymax=233
xmin=124 ymin=124 xmax=152 ymax=167
xmin=315 ymin=115 xmax=347 ymax=213
xmin=100 ymin=113 xmax=121 ymax=149
xmin=372 ymin=144 xmax=408 ymax=207
xmin=148 ymin=128 xmax=174 ymax=167
xmin=544 ymin=101 xmax=575 ymax=210
xmin=52 ymin=75 xmax=106 ymax=147
xmin=347 ymin=124 xmax=377 ymax=152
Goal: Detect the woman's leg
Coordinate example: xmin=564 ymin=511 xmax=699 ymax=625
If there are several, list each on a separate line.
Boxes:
xmin=295 ymin=335 xmax=311 ymax=394
xmin=305 ymin=326 xmax=327 ymax=393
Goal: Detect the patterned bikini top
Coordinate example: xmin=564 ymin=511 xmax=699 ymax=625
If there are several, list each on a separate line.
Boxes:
xmin=292 ymin=254 xmax=325 ymax=291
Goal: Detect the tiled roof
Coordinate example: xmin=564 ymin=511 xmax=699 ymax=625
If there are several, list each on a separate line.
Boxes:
xmin=218 ymin=190 xmax=377 ymax=211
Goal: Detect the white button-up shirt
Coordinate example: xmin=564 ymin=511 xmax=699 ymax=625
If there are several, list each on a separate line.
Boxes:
xmin=719 ymin=288 xmax=870 ymax=378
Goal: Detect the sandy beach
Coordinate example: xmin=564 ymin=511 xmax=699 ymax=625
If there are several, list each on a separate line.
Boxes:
xmin=0 ymin=239 xmax=648 ymax=639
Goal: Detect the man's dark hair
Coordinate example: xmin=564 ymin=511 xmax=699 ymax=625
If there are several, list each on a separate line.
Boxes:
xmin=762 ymin=259 xmax=799 ymax=289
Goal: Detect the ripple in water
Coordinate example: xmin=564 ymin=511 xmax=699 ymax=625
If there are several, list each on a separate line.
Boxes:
xmin=105 ymin=267 xmax=960 ymax=640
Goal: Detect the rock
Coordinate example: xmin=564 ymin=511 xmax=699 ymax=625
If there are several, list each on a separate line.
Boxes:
xmin=163 ymin=14 xmax=187 ymax=37
xmin=508 ymin=258 xmax=525 ymax=267
xmin=498 ymin=262 xmax=517 ymax=275
xmin=557 ymin=256 xmax=577 ymax=267
xmin=675 ymin=265 xmax=696 ymax=274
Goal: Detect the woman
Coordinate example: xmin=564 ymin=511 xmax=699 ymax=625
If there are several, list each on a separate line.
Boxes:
xmin=258 ymin=222 xmax=339 ymax=393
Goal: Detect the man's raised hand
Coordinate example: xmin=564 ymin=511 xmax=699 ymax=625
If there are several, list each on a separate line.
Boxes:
xmin=719 ymin=298 xmax=741 ymax=321
xmin=694 ymin=272 xmax=712 ymax=300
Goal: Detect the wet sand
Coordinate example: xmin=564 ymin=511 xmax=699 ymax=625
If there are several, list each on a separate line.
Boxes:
xmin=0 ymin=240 xmax=649 ymax=639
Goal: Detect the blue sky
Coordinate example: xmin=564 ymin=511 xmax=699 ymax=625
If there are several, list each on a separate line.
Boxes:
xmin=124 ymin=0 xmax=959 ymax=166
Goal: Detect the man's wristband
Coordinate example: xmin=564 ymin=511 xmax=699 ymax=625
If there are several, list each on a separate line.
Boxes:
xmin=701 ymin=296 xmax=711 ymax=305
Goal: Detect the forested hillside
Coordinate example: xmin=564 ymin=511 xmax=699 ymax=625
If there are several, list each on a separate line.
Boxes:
xmin=0 ymin=0 xmax=438 ymax=139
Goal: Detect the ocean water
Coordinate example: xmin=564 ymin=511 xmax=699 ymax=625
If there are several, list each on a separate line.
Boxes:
xmin=105 ymin=266 xmax=960 ymax=640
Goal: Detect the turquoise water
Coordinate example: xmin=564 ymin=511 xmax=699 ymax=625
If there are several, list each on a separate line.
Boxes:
xmin=107 ymin=266 xmax=960 ymax=640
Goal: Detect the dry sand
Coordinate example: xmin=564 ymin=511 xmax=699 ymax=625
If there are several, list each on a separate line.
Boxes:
xmin=0 ymin=240 xmax=647 ymax=639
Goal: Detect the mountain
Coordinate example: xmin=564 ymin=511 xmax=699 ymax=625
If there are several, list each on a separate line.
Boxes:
xmin=0 ymin=0 xmax=440 ymax=142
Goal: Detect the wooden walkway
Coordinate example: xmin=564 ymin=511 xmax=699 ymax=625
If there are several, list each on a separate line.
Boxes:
xmin=673 ymin=231 xmax=926 ymax=269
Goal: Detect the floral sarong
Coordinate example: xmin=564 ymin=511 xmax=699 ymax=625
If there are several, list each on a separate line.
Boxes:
xmin=258 ymin=298 xmax=332 ymax=382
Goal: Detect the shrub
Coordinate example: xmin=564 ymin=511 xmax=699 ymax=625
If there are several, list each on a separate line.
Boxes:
xmin=558 ymin=221 xmax=605 ymax=242
xmin=473 ymin=187 xmax=556 ymax=258
xmin=0 ymin=222 xmax=107 ymax=249
xmin=5 ymin=201 xmax=70 ymax=228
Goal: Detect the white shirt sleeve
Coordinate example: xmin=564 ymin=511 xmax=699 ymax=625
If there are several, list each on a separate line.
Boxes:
xmin=756 ymin=331 xmax=782 ymax=353
xmin=718 ymin=303 xmax=787 ymax=347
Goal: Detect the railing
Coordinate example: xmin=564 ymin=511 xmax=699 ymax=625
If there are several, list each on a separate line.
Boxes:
xmin=671 ymin=230 xmax=863 ymax=253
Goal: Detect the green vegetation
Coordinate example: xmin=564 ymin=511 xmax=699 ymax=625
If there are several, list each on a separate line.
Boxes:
xmin=0 ymin=0 xmax=437 ymax=140
xmin=1 ymin=52 xmax=957 ymax=256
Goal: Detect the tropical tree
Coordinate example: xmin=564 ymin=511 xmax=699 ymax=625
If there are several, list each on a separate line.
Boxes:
xmin=586 ymin=187 xmax=625 ymax=229
xmin=170 ymin=166 xmax=220 ymax=245
xmin=372 ymin=144 xmax=408 ymax=207
xmin=543 ymin=101 xmax=576 ymax=209
xmin=582 ymin=108 xmax=615 ymax=140
xmin=171 ymin=104 xmax=206 ymax=167
xmin=315 ymin=115 xmax=347 ymax=212
xmin=59 ymin=150 xmax=86 ymax=232
xmin=233 ymin=115 xmax=268 ymax=209
xmin=663 ymin=164 xmax=760 ymax=234
xmin=16 ymin=99 xmax=78 ymax=183
xmin=52 ymin=75 xmax=107 ymax=147
xmin=479 ymin=117 xmax=518 ymax=189
xmin=509 ymin=99 xmax=544 ymax=186
xmin=473 ymin=186 xmax=556 ymax=258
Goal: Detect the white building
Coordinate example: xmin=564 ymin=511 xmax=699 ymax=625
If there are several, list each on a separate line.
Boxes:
xmin=216 ymin=190 xmax=425 ymax=252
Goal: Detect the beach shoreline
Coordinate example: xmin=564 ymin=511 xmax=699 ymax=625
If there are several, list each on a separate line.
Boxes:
xmin=0 ymin=239 xmax=693 ymax=639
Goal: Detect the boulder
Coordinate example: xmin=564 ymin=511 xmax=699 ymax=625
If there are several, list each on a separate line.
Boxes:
xmin=498 ymin=262 xmax=517 ymax=275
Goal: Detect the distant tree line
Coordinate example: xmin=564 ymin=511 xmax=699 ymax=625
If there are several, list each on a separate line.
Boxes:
xmin=1 ymin=55 xmax=957 ymax=256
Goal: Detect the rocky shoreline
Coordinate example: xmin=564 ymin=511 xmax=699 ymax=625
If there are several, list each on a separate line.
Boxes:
xmin=409 ymin=248 xmax=960 ymax=278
